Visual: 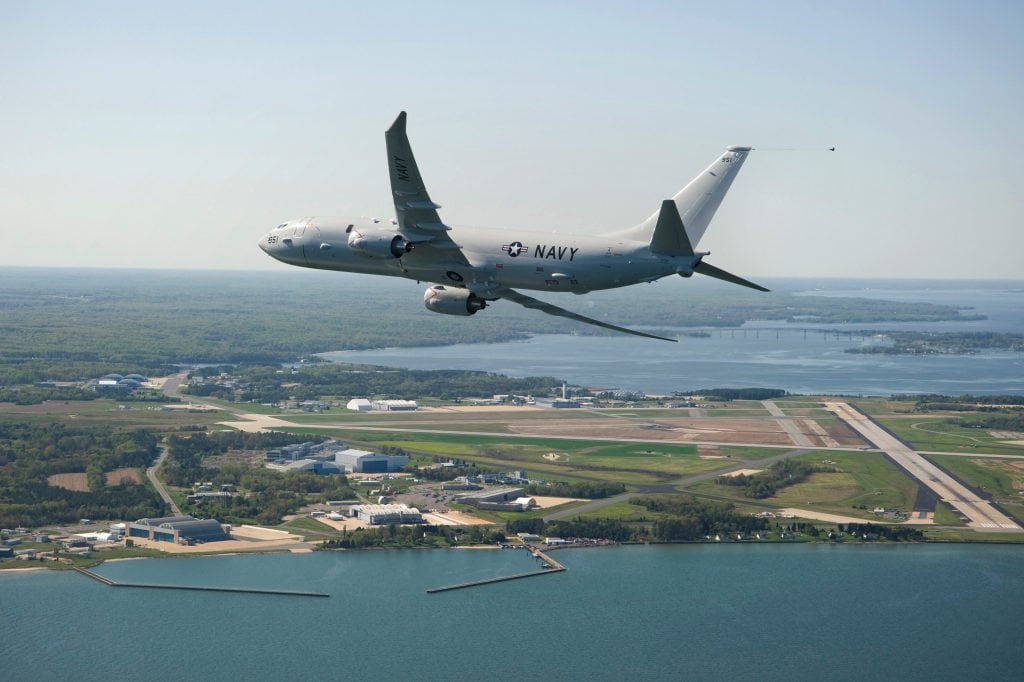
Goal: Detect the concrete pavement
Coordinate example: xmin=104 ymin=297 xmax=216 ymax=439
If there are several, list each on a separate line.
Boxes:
xmin=826 ymin=402 xmax=1021 ymax=532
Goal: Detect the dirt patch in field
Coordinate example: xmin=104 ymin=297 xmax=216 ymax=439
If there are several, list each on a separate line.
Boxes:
xmin=422 ymin=510 xmax=492 ymax=526
xmin=721 ymin=469 xmax=764 ymax=478
xmin=819 ymin=420 xmax=869 ymax=447
xmin=48 ymin=468 xmax=142 ymax=490
xmin=47 ymin=473 xmax=89 ymax=492
xmin=105 ymin=468 xmax=142 ymax=485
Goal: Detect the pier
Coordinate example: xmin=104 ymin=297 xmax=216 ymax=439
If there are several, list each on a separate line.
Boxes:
xmin=427 ymin=545 xmax=565 ymax=593
xmin=73 ymin=566 xmax=329 ymax=598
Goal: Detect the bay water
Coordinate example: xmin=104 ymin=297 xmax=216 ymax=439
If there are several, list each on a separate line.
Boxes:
xmin=323 ymin=280 xmax=1024 ymax=395
xmin=2 ymin=544 xmax=1022 ymax=680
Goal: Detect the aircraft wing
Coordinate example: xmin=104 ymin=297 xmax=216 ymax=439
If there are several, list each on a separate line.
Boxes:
xmin=385 ymin=111 xmax=469 ymax=265
xmin=481 ymin=286 xmax=678 ymax=342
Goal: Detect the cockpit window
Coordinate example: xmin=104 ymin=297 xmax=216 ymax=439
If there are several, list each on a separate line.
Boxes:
xmin=277 ymin=223 xmax=288 ymax=229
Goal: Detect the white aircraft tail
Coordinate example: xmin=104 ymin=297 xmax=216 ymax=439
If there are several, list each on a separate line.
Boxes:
xmin=611 ymin=146 xmax=751 ymax=248
xmin=616 ymin=146 xmax=767 ymax=292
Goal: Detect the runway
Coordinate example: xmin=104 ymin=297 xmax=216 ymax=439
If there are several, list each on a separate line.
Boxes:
xmin=826 ymin=402 xmax=1021 ymax=532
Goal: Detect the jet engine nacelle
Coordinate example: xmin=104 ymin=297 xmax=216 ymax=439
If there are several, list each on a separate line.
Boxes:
xmin=347 ymin=228 xmax=412 ymax=259
xmin=423 ymin=285 xmax=488 ymax=316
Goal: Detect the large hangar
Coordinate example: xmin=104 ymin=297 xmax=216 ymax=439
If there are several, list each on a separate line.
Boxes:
xmin=127 ymin=516 xmax=229 ymax=544
xmin=334 ymin=448 xmax=409 ymax=474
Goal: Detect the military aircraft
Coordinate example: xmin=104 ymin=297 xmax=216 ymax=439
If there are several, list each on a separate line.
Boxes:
xmin=258 ymin=112 xmax=767 ymax=342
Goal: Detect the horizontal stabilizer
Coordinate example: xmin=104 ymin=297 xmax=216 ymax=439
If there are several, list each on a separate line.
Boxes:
xmin=482 ymin=286 xmax=677 ymax=342
xmin=693 ymin=261 xmax=769 ymax=292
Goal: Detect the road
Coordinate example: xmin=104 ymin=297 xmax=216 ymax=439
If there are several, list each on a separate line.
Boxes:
xmin=826 ymin=402 xmax=1021 ymax=532
xmin=148 ymin=371 xmax=196 ymax=515
xmin=146 ymin=441 xmax=181 ymax=516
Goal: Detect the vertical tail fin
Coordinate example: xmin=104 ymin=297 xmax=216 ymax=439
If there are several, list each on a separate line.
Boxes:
xmin=610 ymin=146 xmax=752 ymax=247
xmin=649 ymin=200 xmax=695 ymax=256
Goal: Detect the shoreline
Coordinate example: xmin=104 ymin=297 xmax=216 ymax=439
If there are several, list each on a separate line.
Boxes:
xmin=6 ymin=536 xmax=1024 ymax=577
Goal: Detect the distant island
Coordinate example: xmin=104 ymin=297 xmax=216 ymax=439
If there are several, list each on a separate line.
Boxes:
xmin=846 ymin=331 xmax=1024 ymax=355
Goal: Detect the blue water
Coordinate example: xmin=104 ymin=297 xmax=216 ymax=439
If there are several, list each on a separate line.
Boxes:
xmin=2 ymin=544 xmax=1022 ymax=680
xmin=323 ymin=281 xmax=1024 ymax=395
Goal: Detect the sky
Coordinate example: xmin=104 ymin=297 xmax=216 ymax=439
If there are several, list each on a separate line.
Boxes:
xmin=2 ymin=1 xmax=1022 ymax=278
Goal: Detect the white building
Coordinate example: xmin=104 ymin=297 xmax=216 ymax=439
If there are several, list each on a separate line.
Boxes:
xmin=346 ymin=398 xmax=418 ymax=411
xmin=346 ymin=399 xmax=373 ymax=412
xmin=350 ymin=504 xmax=423 ymax=525
xmin=371 ymin=400 xmax=418 ymax=411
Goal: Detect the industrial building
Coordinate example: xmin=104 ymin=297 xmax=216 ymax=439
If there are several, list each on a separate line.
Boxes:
xmin=346 ymin=399 xmax=418 ymax=412
xmin=127 ymin=516 xmax=229 ymax=544
xmin=265 ymin=458 xmax=341 ymax=474
xmin=333 ymin=448 xmax=409 ymax=474
xmin=187 ymin=491 xmax=236 ymax=503
xmin=350 ymin=504 xmax=423 ymax=525
xmin=456 ymin=488 xmax=537 ymax=512
xmin=96 ymin=372 xmax=149 ymax=391
xmin=265 ymin=439 xmax=352 ymax=474
xmin=534 ymin=397 xmax=580 ymax=408
xmin=73 ymin=531 xmax=121 ymax=543
xmin=441 ymin=481 xmax=483 ymax=491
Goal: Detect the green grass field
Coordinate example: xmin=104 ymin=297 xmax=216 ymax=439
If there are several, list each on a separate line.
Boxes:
xmin=932 ymin=501 xmax=965 ymax=526
xmin=683 ymin=450 xmax=918 ymax=520
xmin=0 ymin=399 xmax=228 ymax=430
xmin=278 ymin=516 xmax=337 ymax=535
xmin=877 ymin=417 xmax=1024 ymax=455
xmin=271 ymin=427 xmax=736 ymax=485
xmin=845 ymin=397 xmax=919 ymax=417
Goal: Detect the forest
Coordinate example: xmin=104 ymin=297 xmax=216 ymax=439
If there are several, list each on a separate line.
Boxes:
xmin=0 ymin=422 xmax=163 ymax=527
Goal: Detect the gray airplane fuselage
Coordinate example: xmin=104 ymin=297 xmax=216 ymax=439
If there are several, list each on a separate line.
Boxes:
xmin=256 ymin=112 xmax=764 ymax=342
xmin=259 ymin=217 xmax=693 ymax=294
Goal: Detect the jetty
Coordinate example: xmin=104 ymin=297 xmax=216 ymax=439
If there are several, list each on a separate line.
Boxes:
xmin=73 ymin=566 xmax=329 ymax=598
xmin=427 ymin=545 xmax=565 ymax=593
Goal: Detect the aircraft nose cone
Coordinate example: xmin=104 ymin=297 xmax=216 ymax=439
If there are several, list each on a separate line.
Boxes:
xmin=258 ymin=234 xmax=270 ymax=254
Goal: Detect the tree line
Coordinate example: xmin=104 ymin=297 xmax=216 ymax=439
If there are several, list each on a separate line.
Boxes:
xmin=716 ymin=459 xmax=831 ymax=499
xmin=185 ymin=363 xmax=565 ymax=402
xmin=505 ymin=495 xmax=769 ymax=542
xmin=321 ymin=523 xmax=506 ymax=549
